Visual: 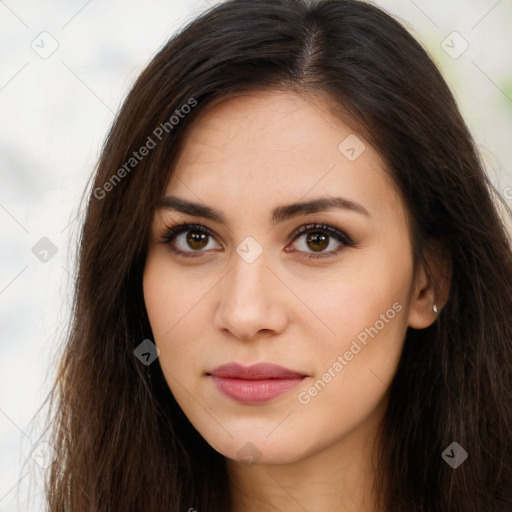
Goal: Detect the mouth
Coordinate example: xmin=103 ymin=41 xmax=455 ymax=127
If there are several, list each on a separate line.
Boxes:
xmin=207 ymin=362 xmax=309 ymax=405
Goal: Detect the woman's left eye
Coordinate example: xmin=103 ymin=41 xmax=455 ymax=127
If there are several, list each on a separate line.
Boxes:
xmin=158 ymin=222 xmax=354 ymax=259
xmin=286 ymin=222 xmax=355 ymax=259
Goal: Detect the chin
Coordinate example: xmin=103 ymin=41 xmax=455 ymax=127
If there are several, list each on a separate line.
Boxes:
xmin=204 ymin=430 xmax=312 ymax=466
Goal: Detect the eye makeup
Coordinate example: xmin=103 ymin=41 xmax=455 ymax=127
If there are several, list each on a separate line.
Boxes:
xmin=158 ymin=221 xmax=356 ymax=260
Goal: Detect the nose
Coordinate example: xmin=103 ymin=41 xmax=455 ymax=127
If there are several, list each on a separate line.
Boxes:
xmin=213 ymin=250 xmax=289 ymax=341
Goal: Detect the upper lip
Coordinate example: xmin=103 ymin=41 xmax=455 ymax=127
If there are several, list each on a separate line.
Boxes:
xmin=208 ymin=362 xmax=308 ymax=380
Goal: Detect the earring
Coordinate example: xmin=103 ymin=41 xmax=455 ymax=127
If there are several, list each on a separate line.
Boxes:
xmin=433 ymin=304 xmax=438 ymax=314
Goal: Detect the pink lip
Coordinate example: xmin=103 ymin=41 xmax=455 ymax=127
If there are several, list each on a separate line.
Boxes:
xmin=208 ymin=363 xmax=308 ymax=404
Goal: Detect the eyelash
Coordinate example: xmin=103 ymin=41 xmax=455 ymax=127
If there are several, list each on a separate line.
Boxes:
xmin=158 ymin=222 xmax=355 ymax=260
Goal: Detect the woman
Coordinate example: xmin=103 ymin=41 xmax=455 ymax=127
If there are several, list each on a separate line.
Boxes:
xmin=42 ymin=0 xmax=512 ymax=510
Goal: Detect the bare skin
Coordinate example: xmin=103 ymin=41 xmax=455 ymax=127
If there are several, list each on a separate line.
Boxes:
xmin=143 ymin=89 xmax=447 ymax=511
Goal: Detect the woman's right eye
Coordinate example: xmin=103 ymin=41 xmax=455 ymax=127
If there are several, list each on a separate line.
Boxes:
xmin=159 ymin=223 xmax=222 ymax=257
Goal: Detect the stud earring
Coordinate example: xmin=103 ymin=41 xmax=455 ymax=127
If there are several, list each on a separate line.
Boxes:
xmin=433 ymin=304 xmax=438 ymax=314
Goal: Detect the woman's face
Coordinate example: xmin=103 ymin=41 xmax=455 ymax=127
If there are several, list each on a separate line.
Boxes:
xmin=143 ymin=89 xmax=433 ymax=465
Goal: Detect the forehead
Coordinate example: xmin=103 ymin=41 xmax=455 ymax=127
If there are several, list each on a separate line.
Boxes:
xmin=164 ymin=89 xmax=403 ymax=224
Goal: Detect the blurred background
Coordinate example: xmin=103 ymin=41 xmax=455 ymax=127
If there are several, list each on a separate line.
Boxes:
xmin=1 ymin=0 xmax=511 ymax=510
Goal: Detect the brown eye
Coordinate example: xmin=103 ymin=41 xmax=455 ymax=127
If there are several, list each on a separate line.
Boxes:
xmin=186 ymin=231 xmax=209 ymax=250
xmin=288 ymin=222 xmax=354 ymax=259
xmin=159 ymin=222 xmax=354 ymax=260
xmin=305 ymin=232 xmax=329 ymax=252
xmin=159 ymin=223 xmax=222 ymax=256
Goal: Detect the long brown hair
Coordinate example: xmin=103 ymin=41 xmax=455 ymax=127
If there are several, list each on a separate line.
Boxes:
xmin=39 ymin=0 xmax=512 ymax=510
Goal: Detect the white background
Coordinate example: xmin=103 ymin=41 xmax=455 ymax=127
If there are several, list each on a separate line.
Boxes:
xmin=1 ymin=0 xmax=511 ymax=510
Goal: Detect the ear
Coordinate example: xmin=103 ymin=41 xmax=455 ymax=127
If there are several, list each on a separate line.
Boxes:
xmin=407 ymin=243 xmax=451 ymax=329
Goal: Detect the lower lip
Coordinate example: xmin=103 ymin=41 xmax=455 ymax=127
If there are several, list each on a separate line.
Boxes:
xmin=210 ymin=376 xmax=305 ymax=404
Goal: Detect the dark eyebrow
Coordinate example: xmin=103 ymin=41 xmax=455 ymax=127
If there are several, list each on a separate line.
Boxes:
xmin=157 ymin=195 xmax=370 ymax=225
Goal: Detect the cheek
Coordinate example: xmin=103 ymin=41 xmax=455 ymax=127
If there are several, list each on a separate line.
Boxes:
xmin=310 ymin=243 xmax=412 ymax=348
xmin=142 ymin=251 xmax=217 ymax=391
xmin=143 ymin=250 xmax=211 ymax=339
xmin=300 ymin=244 xmax=412 ymax=404
xmin=291 ymin=270 xmax=410 ymax=454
